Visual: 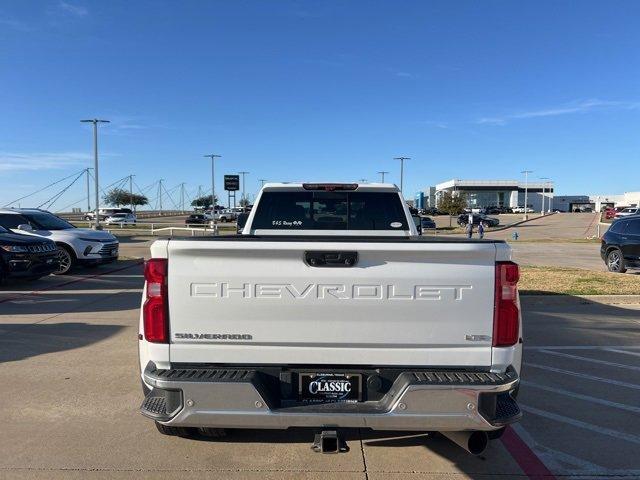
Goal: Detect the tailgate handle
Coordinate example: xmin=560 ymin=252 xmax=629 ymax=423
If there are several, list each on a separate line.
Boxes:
xmin=305 ymin=251 xmax=358 ymax=268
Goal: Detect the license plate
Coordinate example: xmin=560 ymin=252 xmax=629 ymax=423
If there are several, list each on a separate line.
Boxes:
xmin=298 ymin=373 xmax=361 ymax=403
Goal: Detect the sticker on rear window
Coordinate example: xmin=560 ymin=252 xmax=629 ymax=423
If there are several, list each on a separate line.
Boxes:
xmin=272 ymin=220 xmax=303 ymax=227
xmin=390 ymin=222 xmax=402 ymax=228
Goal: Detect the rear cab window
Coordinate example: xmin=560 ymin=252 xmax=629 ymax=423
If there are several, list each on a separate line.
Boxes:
xmin=251 ymin=191 xmax=409 ymax=230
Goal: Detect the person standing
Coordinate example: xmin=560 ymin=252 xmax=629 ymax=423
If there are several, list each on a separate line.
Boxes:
xmin=465 ymin=221 xmax=474 ymax=239
xmin=478 ymin=221 xmax=485 ymax=239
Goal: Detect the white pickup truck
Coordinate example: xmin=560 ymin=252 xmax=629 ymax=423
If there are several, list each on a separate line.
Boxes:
xmin=139 ymin=183 xmax=522 ymax=455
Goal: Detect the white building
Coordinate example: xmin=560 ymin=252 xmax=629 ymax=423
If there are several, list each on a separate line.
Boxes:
xmin=433 ymin=179 xmax=554 ymax=212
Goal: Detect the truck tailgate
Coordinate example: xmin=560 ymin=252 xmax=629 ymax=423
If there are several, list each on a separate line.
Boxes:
xmin=167 ymin=239 xmax=497 ymax=366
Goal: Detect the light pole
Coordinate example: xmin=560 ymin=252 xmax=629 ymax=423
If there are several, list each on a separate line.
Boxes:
xmin=80 ymin=118 xmax=110 ymax=229
xmin=394 ymin=157 xmax=410 ymax=195
xmin=204 ymin=154 xmax=221 ymax=234
xmin=259 ymin=179 xmax=267 ymax=188
xmin=238 ymin=171 xmax=250 ymax=206
xmin=521 ymin=170 xmax=533 ymax=220
xmin=359 ymin=178 xmax=367 ymax=183
xmin=539 ymin=177 xmax=550 ymax=215
xmin=377 ymin=171 xmax=389 ymax=183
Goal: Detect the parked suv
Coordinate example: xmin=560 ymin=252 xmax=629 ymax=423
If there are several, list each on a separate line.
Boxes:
xmin=0 ymin=209 xmax=119 ymax=274
xmin=601 ymin=215 xmax=640 ymax=273
xmin=457 ymin=214 xmax=500 ymax=227
xmin=0 ymin=225 xmax=59 ymax=283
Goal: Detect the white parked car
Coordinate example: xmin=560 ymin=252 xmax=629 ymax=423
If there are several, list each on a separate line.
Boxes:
xmin=84 ymin=207 xmax=133 ymax=221
xmin=139 ymin=183 xmax=522 ymax=455
xmin=615 ymin=207 xmax=640 ymax=218
xmin=0 ymin=208 xmax=119 ymax=274
xmin=511 ymin=206 xmax=533 ymax=214
xmin=105 ymin=212 xmax=137 ymax=225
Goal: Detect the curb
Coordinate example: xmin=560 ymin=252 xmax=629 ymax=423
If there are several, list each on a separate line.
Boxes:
xmin=490 ymin=212 xmax=558 ymax=232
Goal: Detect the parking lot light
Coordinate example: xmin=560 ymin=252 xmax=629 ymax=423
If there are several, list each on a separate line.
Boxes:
xmin=80 ymin=119 xmax=110 ymax=230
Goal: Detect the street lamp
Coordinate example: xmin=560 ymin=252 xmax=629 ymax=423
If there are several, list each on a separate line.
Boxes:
xmin=259 ymin=179 xmax=267 ymax=188
xmin=359 ymin=178 xmax=368 ymax=183
xmin=521 ymin=170 xmax=533 ymax=220
xmin=238 ymin=171 xmax=250 ymax=206
xmin=204 ymin=154 xmax=221 ymax=234
xmin=394 ymin=157 xmax=410 ymax=194
xmin=539 ymin=177 xmax=550 ymax=215
xmin=80 ymin=119 xmax=110 ymax=229
xmin=377 ymin=171 xmax=389 ymax=182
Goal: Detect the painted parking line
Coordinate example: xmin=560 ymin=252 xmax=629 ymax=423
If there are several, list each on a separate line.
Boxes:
xmin=521 ymin=380 xmax=640 ymax=414
xmin=538 ymin=349 xmax=640 ymax=372
xmin=526 ymin=363 xmax=640 ymax=390
xmin=0 ymin=260 xmax=144 ymax=305
xmin=604 ymin=347 xmax=640 ymax=358
xmin=525 ymin=345 xmax=640 ymax=351
xmin=510 ymin=423 xmax=640 ymax=478
xmin=501 ymin=426 xmax=557 ymax=480
xmin=521 ymin=404 xmax=640 ymax=445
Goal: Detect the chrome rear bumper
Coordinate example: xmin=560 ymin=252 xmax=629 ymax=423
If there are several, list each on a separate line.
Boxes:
xmin=141 ymin=364 xmax=521 ymax=431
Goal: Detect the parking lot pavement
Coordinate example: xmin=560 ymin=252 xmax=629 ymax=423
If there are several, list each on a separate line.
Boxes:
xmin=509 ymin=241 xmax=604 ymax=270
xmin=1 ymin=268 xmax=639 ymax=478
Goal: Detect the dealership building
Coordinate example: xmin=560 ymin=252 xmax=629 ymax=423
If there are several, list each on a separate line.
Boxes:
xmin=414 ymin=179 xmax=639 ymax=212
xmin=430 ymin=179 xmax=554 ymax=211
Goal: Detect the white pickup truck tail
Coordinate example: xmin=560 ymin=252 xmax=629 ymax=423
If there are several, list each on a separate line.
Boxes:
xmin=139 ymin=183 xmax=522 ymax=455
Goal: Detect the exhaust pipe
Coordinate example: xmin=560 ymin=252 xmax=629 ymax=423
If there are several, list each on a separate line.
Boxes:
xmin=441 ymin=431 xmax=489 ymax=456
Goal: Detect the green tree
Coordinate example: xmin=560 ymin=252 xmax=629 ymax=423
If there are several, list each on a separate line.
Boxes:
xmin=103 ymin=188 xmax=148 ymax=210
xmin=191 ymin=194 xmax=218 ymax=209
xmin=438 ymin=191 xmax=468 ymax=226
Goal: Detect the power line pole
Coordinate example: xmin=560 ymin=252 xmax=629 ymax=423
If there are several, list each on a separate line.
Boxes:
xmin=521 ymin=170 xmax=533 ymax=220
xmin=85 ymin=168 xmax=92 ymax=212
xmin=180 ymin=183 xmax=186 ymax=213
xmin=80 ymin=118 xmax=110 ymax=229
xmin=204 ymin=154 xmax=221 ymax=235
xmin=129 ymin=174 xmax=134 ymax=213
xmin=238 ymin=171 xmax=249 ymax=206
xmin=158 ymin=179 xmax=163 ymax=215
xmin=394 ymin=157 xmax=410 ymax=195
xmin=359 ymin=178 xmax=367 ymax=183
xmin=377 ymin=171 xmax=389 ymax=182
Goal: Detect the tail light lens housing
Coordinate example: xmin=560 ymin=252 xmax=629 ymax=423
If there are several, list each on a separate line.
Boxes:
xmin=143 ymin=258 xmax=168 ymax=343
xmin=493 ymin=261 xmax=520 ymax=347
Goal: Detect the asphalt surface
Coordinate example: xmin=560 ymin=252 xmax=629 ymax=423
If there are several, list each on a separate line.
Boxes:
xmin=0 ymin=256 xmax=638 ymax=479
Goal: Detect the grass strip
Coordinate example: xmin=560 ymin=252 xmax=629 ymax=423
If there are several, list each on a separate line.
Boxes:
xmin=519 ymin=265 xmax=640 ymax=295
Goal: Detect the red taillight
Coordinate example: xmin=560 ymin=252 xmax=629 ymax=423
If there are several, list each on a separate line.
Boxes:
xmin=143 ymin=258 xmax=168 ymax=343
xmin=493 ymin=261 xmax=520 ymax=347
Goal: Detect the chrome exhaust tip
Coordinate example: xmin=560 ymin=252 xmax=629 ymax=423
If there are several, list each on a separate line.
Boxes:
xmin=441 ymin=430 xmax=489 ymax=456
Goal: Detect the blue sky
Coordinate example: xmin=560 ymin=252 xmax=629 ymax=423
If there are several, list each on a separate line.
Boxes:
xmin=1 ymin=0 xmax=638 ymax=209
